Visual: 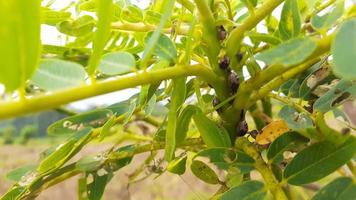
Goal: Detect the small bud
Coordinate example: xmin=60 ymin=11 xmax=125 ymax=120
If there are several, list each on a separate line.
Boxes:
xmin=227 ymin=72 xmax=240 ymax=94
xmin=217 ymin=25 xmax=227 ymax=40
xmin=219 ymin=55 xmax=230 ymax=70
xmin=236 ymin=120 xmax=248 ymax=137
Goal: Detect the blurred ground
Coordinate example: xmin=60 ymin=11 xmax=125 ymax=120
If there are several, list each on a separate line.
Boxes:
xmin=0 ymin=141 xmax=217 ymax=200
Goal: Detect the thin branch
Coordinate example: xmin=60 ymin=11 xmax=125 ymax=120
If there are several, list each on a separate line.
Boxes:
xmin=111 ymin=22 xmax=190 ymax=35
xmin=0 ymin=64 xmax=223 ymax=119
xmin=20 ymin=138 xmax=204 ymax=199
xmin=226 ymin=0 xmax=284 ymax=72
xmin=193 ymin=0 xmax=222 ymax=74
xmin=235 ymin=137 xmax=288 ymax=200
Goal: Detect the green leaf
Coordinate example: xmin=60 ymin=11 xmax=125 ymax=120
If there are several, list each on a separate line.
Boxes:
xmin=144 ymin=94 xmax=157 ymax=116
xmin=234 ymin=151 xmax=255 ymax=174
xmin=106 ymin=101 xmax=130 ymax=116
xmin=144 ymin=10 xmax=162 ymax=25
xmin=48 ymin=109 xmax=113 ymax=135
xmin=241 ymin=0 xmax=258 ymax=7
xmin=57 ymin=15 xmax=95 ymax=37
xmin=123 ymin=99 xmax=136 ymax=124
xmin=98 ymin=51 xmax=136 ymax=75
xmin=176 ymin=105 xmax=197 ymax=145
xmin=313 ymin=80 xmax=356 ymax=113
xmin=255 ymin=37 xmax=317 ymax=66
xmin=267 ymin=131 xmax=308 ymax=164
xmin=87 ymin=0 xmax=114 ymax=75
xmin=99 ymin=116 xmax=116 ymax=141
xmin=79 ymin=0 xmax=96 ymax=12
xmin=167 ymin=155 xmax=187 ymax=175
xmin=311 ymin=1 xmax=343 ymax=32
xmin=140 ymin=0 xmax=175 ymax=69
xmin=225 ymin=167 xmax=243 ymax=188
xmin=78 ymin=176 xmax=88 ymax=200
xmin=145 ymin=32 xmax=178 ymax=63
xmin=193 ymin=110 xmax=231 ymax=148
xmin=0 ymin=0 xmax=41 ymax=91
xmin=31 ymin=59 xmax=87 ymax=91
xmin=278 ymin=105 xmax=313 ymax=130
xmin=165 ymin=78 xmax=187 ymax=161
xmin=0 ymin=187 xmax=25 ymax=200
xmin=87 ymin=171 xmax=112 ymax=200
xmin=38 ymin=127 xmax=93 ymax=173
xmin=283 ymin=137 xmax=356 ymax=185
xmin=220 ymin=181 xmax=266 ymax=200
xmin=298 ymin=61 xmax=331 ymax=100
xmin=331 ymin=19 xmax=356 ymax=80
xmin=5 ymin=165 xmax=37 ymax=182
xmin=311 ymin=177 xmax=356 ymax=200
xmin=190 ymin=160 xmax=220 ymax=184
xmin=42 ymin=8 xmax=71 ymax=25
xmin=110 ymin=144 xmax=136 ymax=171
xmin=247 ymin=32 xmax=281 ymax=45
xmin=121 ymin=5 xmax=143 ymax=23
xmin=278 ymin=0 xmax=301 ymax=40
xmin=194 ymin=148 xmax=237 ymax=170
xmin=76 ymin=155 xmax=105 ymax=172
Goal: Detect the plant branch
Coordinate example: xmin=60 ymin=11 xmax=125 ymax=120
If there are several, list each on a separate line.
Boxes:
xmin=226 ymin=0 xmax=284 ymax=73
xmin=222 ymin=35 xmax=332 ymax=124
xmin=268 ymin=93 xmax=310 ymax=114
xmin=0 ymin=64 xmax=223 ymax=119
xmin=193 ymin=0 xmax=222 ymax=74
xmin=235 ymin=137 xmax=288 ymax=200
xmin=20 ymin=138 xmax=204 ymax=199
xmin=111 ymin=22 xmax=189 ymax=35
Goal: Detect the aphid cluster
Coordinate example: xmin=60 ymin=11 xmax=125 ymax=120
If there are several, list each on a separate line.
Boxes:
xmin=235 ymin=110 xmax=248 ymax=137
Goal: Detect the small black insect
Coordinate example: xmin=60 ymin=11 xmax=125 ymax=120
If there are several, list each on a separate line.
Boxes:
xmin=227 ymin=72 xmax=240 ymax=94
xmin=249 ymin=130 xmax=259 ymax=139
xmin=341 ymin=128 xmax=350 ymax=135
xmin=217 ymin=25 xmax=227 ymax=40
xmin=236 ymin=120 xmax=248 ymax=137
xmin=219 ymin=55 xmax=230 ymax=71
xmin=236 ymin=53 xmax=243 ymax=63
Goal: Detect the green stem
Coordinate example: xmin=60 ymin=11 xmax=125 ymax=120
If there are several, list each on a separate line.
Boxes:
xmin=226 ymin=0 xmax=284 ymax=72
xmin=347 ymin=162 xmax=356 ymax=179
xmin=232 ymin=34 xmax=332 ymax=116
xmin=19 ymin=138 xmax=204 ymax=199
xmin=193 ymin=0 xmax=222 ymax=74
xmin=111 ymin=22 xmax=189 ymax=35
xmin=235 ymin=137 xmax=288 ymax=200
xmin=0 ymin=64 xmax=222 ymax=119
xmin=268 ymin=93 xmax=309 ymax=114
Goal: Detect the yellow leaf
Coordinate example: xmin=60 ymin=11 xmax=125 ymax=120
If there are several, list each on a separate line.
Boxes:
xmin=256 ymin=120 xmax=290 ymax=145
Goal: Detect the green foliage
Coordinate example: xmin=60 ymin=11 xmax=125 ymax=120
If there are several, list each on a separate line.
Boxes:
xmin=1 ymin=126 xmax=16 ymax=144
xmin=255 ymin=37 xmax=317 ymax=66
xmin=331 ymin=18 xmax=356 ymax=80
xmin=311 ymin=177 xmax=356 ymax=200
xmin=0 ymin=0 xmax=355 ymax=199
xmin=31 ymin=59 xmax=87 ymax=91
xmin=284 ymin=137 xmax=356 ymax=185
xmin=19 ymin=125 xmax=38 ymax=144
xmin=219 ymin=181 xmax=265 ymax=200
xmin=0 ymin=0 xmax=41 ymax=91
xmin=98 ymin=52 xmax=136 ymax=75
